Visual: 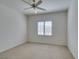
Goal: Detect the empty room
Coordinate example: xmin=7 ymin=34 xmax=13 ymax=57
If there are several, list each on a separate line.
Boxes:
xmin=0 ymin=0 xmax=78 ymax=59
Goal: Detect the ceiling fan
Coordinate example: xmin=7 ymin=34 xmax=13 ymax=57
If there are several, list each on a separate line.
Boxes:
xmin=22 ymin=0 xmax=46 ymax=13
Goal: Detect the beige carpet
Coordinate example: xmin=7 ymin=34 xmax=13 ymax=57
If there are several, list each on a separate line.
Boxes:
xmin=0 ymin=43 xmax=74 ymax=59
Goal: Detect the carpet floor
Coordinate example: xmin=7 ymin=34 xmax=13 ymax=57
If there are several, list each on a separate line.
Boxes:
xmin=0 ymin=43 xmax=74 ymax=59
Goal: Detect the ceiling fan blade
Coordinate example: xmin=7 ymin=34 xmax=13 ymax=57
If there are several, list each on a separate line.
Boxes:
xmin=24 ymin=7 xmax=32 ymax=10
xmin=22 ymin=0 xmax=32 ymax=6
xmin=36 ymin=0 xmax=42 ymax=6
xmin=36 ymin=7 xmax=46 ymax=11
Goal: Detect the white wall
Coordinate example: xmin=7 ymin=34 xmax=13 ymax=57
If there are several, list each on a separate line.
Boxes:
xmin=68 ymin=0 xmax=78 ymax=59
xmin=0 ymin=4 xmax=27 ymax=53
xmin=27 ymin=11 xmax=67 ymax=46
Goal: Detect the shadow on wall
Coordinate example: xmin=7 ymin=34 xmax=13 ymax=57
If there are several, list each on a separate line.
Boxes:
xmin=0 ymin=4 xmax=27 ymax=53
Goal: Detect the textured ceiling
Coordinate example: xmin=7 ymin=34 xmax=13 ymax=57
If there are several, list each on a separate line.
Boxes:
xmin=0 ymin=0 xmax=71 ymax=15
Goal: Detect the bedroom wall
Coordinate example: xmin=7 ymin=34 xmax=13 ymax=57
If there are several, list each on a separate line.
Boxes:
xmin=0 ymin=4 xmax=27 ymax=53
xmin=68 ymin=0 xmax=78 ymax=59
xmin=27 ymin=11 xmax=67 ymax=46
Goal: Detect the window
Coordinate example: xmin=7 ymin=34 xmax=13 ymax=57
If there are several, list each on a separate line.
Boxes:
xmin=38 ymin=22 xmax=44 ymax=35
xmin=37 ymin=21 xmax=52 ymax=36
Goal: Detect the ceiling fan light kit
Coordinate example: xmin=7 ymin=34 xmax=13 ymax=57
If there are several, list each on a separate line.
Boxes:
xmin=22 ymin=0 xmax=46 ymax=14
xmin=34 ymin=9 xmax=38 ymax=14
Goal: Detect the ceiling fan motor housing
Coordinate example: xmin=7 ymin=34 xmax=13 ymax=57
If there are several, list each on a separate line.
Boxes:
xmin=32 ymin=4 xmax=36 ymax=8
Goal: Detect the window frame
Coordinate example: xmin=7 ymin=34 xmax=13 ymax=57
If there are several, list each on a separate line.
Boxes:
xmin=37 ymin=21 xmax=53 ymax=36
